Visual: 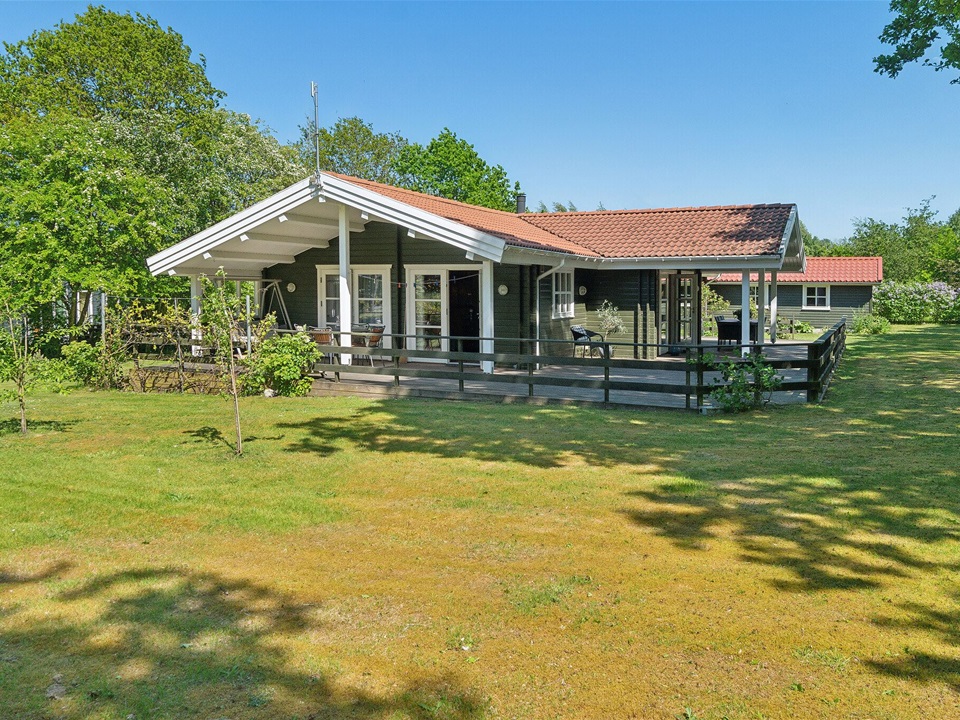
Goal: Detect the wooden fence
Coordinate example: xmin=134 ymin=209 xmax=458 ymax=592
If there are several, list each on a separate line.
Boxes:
xmin=308 ymin=320 xmax=848 ymax=411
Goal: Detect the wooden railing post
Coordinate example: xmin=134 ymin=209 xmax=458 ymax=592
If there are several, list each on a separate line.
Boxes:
xmin=807 ymin=341 xmax=821 ymax=402
xmin=685 ymin=347 xmax=692 ymax=410
xmin=458 ymin=338 xmax=465 ymax=393
xmin=696 ymin=346 xmax=704 ymax=409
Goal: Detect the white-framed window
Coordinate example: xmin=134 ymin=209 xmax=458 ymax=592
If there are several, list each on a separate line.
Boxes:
xmin=803 ymin=285 xmax=830 ymax=310
xmin=552 ymin=270 xmax=574 ymax=319
xmin=316 ymin=265 xmax=393 ymax=341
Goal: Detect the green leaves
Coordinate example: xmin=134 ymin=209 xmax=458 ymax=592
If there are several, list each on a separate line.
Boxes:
xmin=874 ymin=0 xmax=960 ymax=84
xmin=394 ymin=128 xmax=521 ymax=211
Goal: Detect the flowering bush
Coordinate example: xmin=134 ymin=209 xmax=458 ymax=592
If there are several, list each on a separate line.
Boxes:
xmin=873 ymin=281 xmax=959 ymax=323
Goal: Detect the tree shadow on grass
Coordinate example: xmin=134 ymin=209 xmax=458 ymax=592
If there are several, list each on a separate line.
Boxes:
xmin=275 ymin=401 xmax=685 ymax=469
xmin=0 ymin=418 xmax=76 ymax=437
xmin=620 ymin=328 xmax=960 ymax=689
xmin=0 ymin=562 xmax=486 ymax=719
xmin=184 ymin=426 xmax=285 ymax=450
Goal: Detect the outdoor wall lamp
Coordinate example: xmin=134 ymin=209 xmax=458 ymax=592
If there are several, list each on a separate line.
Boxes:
xmin=578 ymin=285 xmax=588 ymax=296
xmin=498 ymin=284 xmax=509 ymax=296
xmin=286 ymin=282 xmax=296 ymax=293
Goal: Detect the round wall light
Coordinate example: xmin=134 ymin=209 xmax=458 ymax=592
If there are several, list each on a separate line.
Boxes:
xmin=497 ymin=284 xmax=509 ymax=296
xmin=286 ymin=282 xmax=297 ymax=293
xmin=578 ymin=285 xmax=588 ymax=296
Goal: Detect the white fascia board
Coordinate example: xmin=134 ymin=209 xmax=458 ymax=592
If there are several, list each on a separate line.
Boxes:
xmin=147 ymin=177 xmax=317 ymax=275
xmin=502 ymin=245 xmax=787 ymax=271
xmin=318 ymin=173 xmax=506 ymax=263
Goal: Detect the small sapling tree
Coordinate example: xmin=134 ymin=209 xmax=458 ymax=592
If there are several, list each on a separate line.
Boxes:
xmin=199 ymin=271 xmax=246 ymax=455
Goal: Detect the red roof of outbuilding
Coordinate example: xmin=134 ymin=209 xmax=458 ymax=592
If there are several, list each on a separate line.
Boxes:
xmin=713 ymin=256 xmax=883 ymax=284
xmin=332 ymin=174 xmax=796 ymax=260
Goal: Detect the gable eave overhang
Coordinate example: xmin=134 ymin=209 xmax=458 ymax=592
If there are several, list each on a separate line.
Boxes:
xmin=148 ymin=174 xmax=508 ymax=277
xmin=317 ymin=172 xmax=506 ymax=263
xmin=147 ymin=178 xmax=319 ymax=276
xmin=778 ymin=206 xmax=806 ymax=273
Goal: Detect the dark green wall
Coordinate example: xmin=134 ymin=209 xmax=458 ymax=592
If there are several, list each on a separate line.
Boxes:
xmin=263 ymin=221 xmax=657 ymax=357
xmin=537 ymin=268 xmax=658 ymax=358
xmin=712 ymin=283 xmax=874 ymax=329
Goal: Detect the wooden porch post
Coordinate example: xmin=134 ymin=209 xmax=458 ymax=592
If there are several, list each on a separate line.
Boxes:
xmin=740 ymin=270 xmax=750 ymax=356
xmin=756 ymin=271 xmax=766 ymax=347
xmin=338 ymin=204 xmax=352 ymax=365
xmin=769 ymin=271 xmax=778 ymax=343
xmin=190 ymin=276 xmax=203 ymax=356
xmin=480 ymin=259 xmax=495 ymax=374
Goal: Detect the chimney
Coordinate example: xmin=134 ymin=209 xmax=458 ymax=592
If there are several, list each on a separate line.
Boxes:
xmin=515 ymin=192 xmax=526 ymax=214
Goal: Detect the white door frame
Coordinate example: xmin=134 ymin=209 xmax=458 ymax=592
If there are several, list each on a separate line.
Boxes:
xmin=404 ymin=264 xmax=484 ymax=362
xmin=316 ymin=264 xmax=393 ymax=347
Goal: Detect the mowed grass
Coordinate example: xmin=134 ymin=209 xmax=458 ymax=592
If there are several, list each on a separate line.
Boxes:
xmin=0 ymin=325 xmax=958 ymax=719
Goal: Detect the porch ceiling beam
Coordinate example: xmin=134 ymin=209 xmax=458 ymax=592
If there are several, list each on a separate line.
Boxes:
xmin=210 ymin=250 xmax=296 ymax=264
xmin=279 ymin=212 xmax=365 ymax=233
xmin=240 ymin=232 xmax=331 ymax=248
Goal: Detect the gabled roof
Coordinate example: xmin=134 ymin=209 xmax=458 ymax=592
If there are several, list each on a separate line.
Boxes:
xmin=147 ymin=172 xmax=804 ymax=277
xmin=712 ymin=256 xmax=883 ymax=284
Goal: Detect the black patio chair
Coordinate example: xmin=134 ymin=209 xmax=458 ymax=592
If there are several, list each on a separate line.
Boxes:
xmin=571 ymin=325 xmax=606 ymax=358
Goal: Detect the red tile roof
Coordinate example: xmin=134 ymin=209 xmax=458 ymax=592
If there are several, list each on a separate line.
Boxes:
xmin=712 ymin=257 xmax=883 ymax=284
xmin=522 ymin=205 xmax=795 ymax=259
xmin=331 ymin=174 xmax=795 ymax=260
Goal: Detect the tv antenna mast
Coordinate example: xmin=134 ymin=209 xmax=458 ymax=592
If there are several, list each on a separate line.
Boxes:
xmin=310 ymin=81 xmax=320 ymax=180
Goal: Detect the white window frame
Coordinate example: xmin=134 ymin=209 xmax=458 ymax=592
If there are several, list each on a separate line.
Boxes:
xmin=552 ymin=270 xmax=575 ymax=319
xmin=404 ymin=264 xmax=483 ymax=358
xmin=316 ymin=264 xmax=393 ymax=345
xmin=802 ymin=284 xmax=831 ymax=310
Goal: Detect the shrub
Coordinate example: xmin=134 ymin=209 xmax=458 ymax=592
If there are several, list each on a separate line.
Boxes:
xmin=873 ymin=281 xmax=959 ymax=323
xmin=850 ymin=312 xmax=891 ymax=335
xmin=792 ymin=320 xmax=815 ymax=334
xmin=244 ymin=331 xmax=321 ymax=397
xmin=702 ymin=352 xmax=782 ymax=412
xmin=60 ymin=340 xmax=99 ymax=384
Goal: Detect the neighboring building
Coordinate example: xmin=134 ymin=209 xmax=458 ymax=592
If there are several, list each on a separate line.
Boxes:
xmin=710 ymin=256 xmax=883 ymax=329
xmin=147 ymin=173 xmax=807 ymax=363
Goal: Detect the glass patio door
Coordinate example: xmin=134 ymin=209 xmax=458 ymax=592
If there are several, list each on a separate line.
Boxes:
xmin=411 ymin=273 xmax=442 ymax=350
xmin=316 ymin=265 xmax=392 ymax=343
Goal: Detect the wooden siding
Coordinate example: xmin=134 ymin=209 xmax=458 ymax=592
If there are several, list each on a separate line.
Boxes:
xmin=537 ymin=268 xmax=658 ymax=358
xmin=712 ymin=283 xmax=874 ymax=329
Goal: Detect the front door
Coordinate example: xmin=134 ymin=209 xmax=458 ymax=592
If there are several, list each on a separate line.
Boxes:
xmin=448 ymin=270 xmax=480 ymax=352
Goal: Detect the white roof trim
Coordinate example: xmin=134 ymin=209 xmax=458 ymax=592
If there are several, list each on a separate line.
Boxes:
xmin=317 ymin=173 xmax=506 ymax=263
xmin=147 ymin=178 xmax=319 ymax=275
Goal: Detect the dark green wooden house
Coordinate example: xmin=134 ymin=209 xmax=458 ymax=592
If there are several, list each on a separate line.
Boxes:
xmin=147 ymin=173 xmax=807 ymax=365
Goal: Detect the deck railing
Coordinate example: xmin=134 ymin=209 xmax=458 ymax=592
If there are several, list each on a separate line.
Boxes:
xmin=309 ymin=319 xmax=848 ymax=410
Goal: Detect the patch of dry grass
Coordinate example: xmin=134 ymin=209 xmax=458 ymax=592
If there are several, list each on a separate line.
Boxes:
xmin=0 ymin=324 xmax=958 ymax=718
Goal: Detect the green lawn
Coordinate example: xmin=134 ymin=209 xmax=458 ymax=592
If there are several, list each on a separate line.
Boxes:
xmin=0 ymin=325 xmax=958 ymax=719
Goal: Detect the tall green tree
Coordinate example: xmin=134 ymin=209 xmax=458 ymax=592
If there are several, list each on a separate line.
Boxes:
xmin=874 ymin=0 xmax=960 ymax=84
xmin=0 ymin=6 xmax=300 ymax=320
xmin=0 ymin=114 xmax=177 ymax=318
xmin=394 ymin=128 xmax=521 ymax=211
xmin=296 ymin=116 xmax=407 ymax=184
xmin=848 ymin=200 xmax=960 ymax=282
xmin=0 ymin=4 xmax=221 ymax=120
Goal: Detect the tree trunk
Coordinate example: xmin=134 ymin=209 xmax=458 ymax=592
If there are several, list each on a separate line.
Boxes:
xmin=228 ymin=349 xmax=242 ymax=456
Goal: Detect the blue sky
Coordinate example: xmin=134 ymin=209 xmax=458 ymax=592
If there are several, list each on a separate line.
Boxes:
xmin=3 ymin=1 xmax=958 ymax=239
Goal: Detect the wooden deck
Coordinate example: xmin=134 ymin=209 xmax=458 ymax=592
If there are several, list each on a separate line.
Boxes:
xmin=308 ymin=340 xmax=821 ymax=411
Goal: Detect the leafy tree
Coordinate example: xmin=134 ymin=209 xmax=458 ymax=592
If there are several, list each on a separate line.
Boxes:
xmin=0 ymin=6 xmax=300 ymax=321
xmin=0 ymin=114 xmax=177 ymax=321
xmin=874 ymin=1 xmax=960 ymax=84
xmin=394 ymin=128 xmax=521 ymax=211
xmin=296 ymin=116 xmax=407 ymax=184
xmin=847 ymin=200 xmax=960 ymax=283
xmin=0 ymin=4 xmax=221 ymax=121
xmin=798 ymin=219 xmax=852 ymax=257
